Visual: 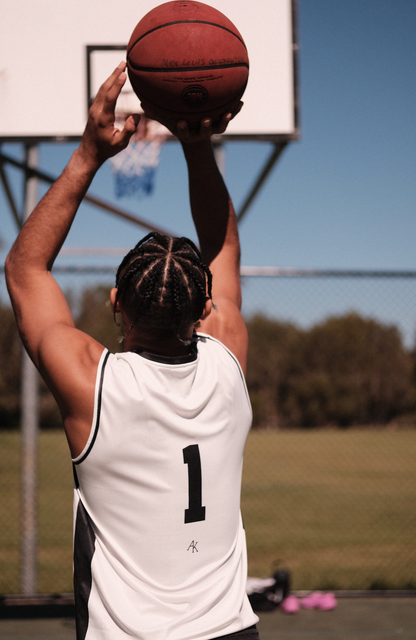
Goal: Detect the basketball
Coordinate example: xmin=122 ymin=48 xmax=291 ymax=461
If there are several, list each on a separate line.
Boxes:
xmin=127 ymin=1 xmax=249 ymax=124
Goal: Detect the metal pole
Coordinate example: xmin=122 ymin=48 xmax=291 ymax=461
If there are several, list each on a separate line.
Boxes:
xmin=20 ymin=143 xmax=39 ymax=595
xmin=237 ymin=143 xmax=287 ymax=223
xmin=0 ymin=154 xmax=21 ymax=230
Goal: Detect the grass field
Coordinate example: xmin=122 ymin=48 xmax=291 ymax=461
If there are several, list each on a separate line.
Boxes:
xmin=0 ymin=431 xmax=73 ymax=594
xmin=242 ymin=428 xmax=416 ymax=589
xmin=1 ymin=428 xmax=416 ymax=593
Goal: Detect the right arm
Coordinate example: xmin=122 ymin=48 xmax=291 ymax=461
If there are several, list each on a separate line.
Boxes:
xmin=176 ymin=114 xmax=248 ymax=373
xmin=179 ymin=119 xmax=248 ymax=372
xmin=136 ymin=104 xmax=247 ymax=371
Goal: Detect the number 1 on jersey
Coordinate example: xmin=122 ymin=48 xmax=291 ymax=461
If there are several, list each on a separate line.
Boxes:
xmin=183 ymin=444 xmax=206 ymax=524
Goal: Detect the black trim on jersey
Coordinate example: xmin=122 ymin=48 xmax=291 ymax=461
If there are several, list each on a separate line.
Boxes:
xmin=131 ymin=341 xmax=198 ymax=365
xmin=202 ymin=335 xmax=250 ymax=398
xmin=73 ymin=500 xmax=96 ymax=640
xmin=74 ymin=350 xmax=111 ymax=465
xmin=73 ymin=463 xmax=79 ymax=489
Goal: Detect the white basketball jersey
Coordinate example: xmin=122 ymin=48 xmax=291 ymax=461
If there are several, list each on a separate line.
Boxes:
xmin=72 ymin=333 xmax=258 ymax=640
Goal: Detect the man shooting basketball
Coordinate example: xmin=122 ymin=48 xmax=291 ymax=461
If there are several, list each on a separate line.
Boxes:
xmin=6 ymin=64 xmax=259 ymax=640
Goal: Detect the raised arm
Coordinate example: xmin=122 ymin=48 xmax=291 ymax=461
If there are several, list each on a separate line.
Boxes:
xmin=139 ymin=101 xmax=247 ymax=369
xmin=181 ymin=133 xmax=247 ymax=372
xmin=182 ymin=134 xmax=241 ymax=306
xmin=5 ymin=63 xmax=139 ymax=456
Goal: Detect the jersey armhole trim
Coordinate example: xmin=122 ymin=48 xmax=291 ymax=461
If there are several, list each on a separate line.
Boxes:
xmin=196 ymin=333 xmax=251 ymax=407
xmin=73 ymin=350 xmax=110 ymax=465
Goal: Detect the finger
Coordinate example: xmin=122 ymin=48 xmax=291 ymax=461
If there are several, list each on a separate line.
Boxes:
xmin=100 ymin=62 xmax=126 ymax=95
xmin=201 ymin=117 xmax=212 ymax=132
xmin=93 ymin=62 xmax=127 ymax=113
xmin=177 ymin=120 xmax=189 ymax=135
xmin=214 ymin=102 xmax=243 ymax=131
xmin=124 ymin=114 xmax=141 ymax=133
xmin=102 ymin=71 xmax=127 ymax=114
xmin=113 ymin=114 xmax=141 ymax=148
xmin=211 ymin=113 xmax=231 ymax=135
xmin=212 ymin=102 xmax=243 ymax=134
xmin=230 ymin=101 xmax=244 ymax=119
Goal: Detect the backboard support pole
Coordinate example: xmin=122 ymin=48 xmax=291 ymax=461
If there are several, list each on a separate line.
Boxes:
xmin=20 ymin=143 xmax=40 ymax=595
xmin=237 ymin=142 xmax=288 ymax=223
xmin=0 ymin=152 xmax=21 ymax=230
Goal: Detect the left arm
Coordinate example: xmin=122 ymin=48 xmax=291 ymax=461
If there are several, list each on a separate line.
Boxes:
xmin=5 ymin=63 xmax=139 ymax=457
xmin=6 ymin=62 xmax=138 ymax=365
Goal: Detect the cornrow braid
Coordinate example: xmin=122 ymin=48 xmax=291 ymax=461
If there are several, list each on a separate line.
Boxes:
xmin=114 ymin=232 xmax=213 ymax=338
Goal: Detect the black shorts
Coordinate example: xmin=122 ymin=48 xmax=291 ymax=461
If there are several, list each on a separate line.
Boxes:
xmin=213 ymin=625 xmax=260 ymax=640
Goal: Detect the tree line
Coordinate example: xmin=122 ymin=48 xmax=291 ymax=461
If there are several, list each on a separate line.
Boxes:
xmin=1 ymin=285 xmax=415 ymax=429
xmin=246 ymin=313 xmax=415 ymax=428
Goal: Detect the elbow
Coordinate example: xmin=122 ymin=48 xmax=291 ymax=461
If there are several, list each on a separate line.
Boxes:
xmin=4 ymin=250 xmax=14 ymax=288
xmin=4 ymin=253 xmax=17 ymax=304
xmin=5 ymin=247 xmax=24 ymax=298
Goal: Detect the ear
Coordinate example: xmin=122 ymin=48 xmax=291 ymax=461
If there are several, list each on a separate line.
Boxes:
xmin=200 ymin=297 xmax=212 ymax=321
xmin=110 ymin=288 xmax=120 ymax=314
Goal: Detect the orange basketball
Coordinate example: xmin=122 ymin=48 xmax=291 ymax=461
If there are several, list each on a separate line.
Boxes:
xmin=127 ymin=1 xmax=249 ymax=124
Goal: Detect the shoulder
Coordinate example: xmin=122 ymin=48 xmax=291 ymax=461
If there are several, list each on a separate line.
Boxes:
xmin=195 ymin=334 xmax=251 ymax=411
xmin=197 ymin=297 xmax=248 ymax=375
xmin=38 ymin=324 xmax=105 ymax=387
xmin=38 ymin=325 xmax=106 ymax=457
xmin=195 ymin=332 xmax=246 ymax=378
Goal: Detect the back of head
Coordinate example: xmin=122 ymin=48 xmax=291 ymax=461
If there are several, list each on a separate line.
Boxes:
xmin=115 ymin=233 xmax=212 ymax=340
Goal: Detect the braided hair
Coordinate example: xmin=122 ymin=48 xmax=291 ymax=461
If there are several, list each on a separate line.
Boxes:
xmin=114 ymin=232 xmax=213 ymax=339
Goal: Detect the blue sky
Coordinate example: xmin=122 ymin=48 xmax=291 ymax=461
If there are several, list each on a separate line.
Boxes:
xmin=1 ymin=0 xmax=415 ymax=270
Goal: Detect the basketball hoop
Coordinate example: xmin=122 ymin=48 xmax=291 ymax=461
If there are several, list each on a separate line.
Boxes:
xmin=111 ymin=109 xmax=168 ymax=198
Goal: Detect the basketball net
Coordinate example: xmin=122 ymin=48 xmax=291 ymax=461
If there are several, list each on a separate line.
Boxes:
xmin=111 ymin=113 xmax=168 ymax=198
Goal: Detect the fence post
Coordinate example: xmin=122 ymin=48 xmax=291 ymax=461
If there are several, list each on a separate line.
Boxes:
xmin=20 ymin=143 xmax=39 ymax=595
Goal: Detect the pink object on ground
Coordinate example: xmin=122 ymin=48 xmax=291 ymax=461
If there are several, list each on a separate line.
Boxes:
xmin=280 ymin=595 xmax=300 ymax=613
xmin=300 ymin=591 xmax=337 ymax=611
xmin=300 ymin=592 xmax=323 ymax=609
xmin=317 ymin=593 xmax=337 ymax=610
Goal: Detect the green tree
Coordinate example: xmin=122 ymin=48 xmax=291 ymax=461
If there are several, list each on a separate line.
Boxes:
xmin=286 ymin=313 xmax=413 ymax=426
xmin=246 ymin=315 xmax=303 ymax=429
xmin=247 ymin=313 xmax=413 ymax=428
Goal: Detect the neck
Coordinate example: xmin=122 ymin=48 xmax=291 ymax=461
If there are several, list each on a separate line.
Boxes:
xmin=123 ymin=329 xmax=194 ymax=357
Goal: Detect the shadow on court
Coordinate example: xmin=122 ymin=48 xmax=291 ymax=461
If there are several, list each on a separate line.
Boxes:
xmin=0 ymin=597 xmax=415 ymax=639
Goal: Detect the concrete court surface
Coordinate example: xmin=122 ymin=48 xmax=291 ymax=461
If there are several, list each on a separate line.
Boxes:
xmin=0 ymin=598 xmax=415 ymax=640
xmin=257 ymin=597 xmax=416 ymax=639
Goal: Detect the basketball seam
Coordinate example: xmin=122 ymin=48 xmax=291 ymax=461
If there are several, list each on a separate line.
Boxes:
xmin=127 ymin=62 xmax=249 ymax=73
xmin=127 ymin=20 xmax=247 ymax=54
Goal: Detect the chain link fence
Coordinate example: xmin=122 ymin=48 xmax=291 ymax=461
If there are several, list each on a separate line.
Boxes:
xmin=1 ymin=265 xmax=416 ymax=594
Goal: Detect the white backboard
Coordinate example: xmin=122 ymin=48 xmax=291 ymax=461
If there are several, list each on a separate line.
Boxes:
xmin=0 ymin=0 xmax=298 ymax=142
